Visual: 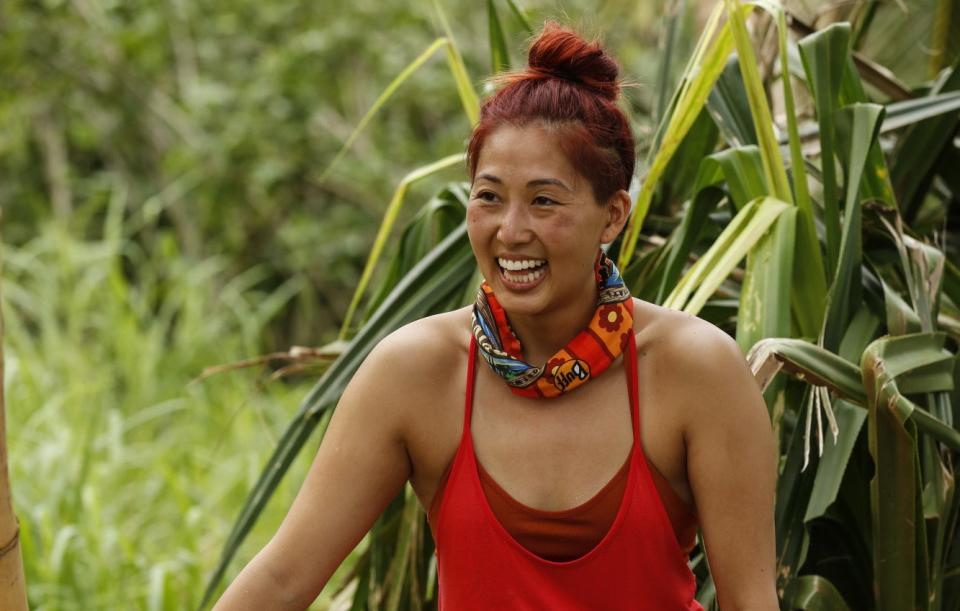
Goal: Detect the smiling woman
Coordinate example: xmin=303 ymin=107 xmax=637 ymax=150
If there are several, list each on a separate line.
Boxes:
xmin=466 ymin=123 xmax=630 ymax=364
xmin=214 ymin=20 xmax=777 ymax=611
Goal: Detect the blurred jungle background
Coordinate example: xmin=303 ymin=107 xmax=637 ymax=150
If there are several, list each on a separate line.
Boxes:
xmin=1 ymin=0 xmax=958 ymax=609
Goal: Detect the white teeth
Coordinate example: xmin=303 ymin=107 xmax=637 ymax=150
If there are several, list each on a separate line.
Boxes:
xmin=502 ymin=266 xmax=546 ymax=284
xmin=498 ymin=257 xmax=546 ymax=271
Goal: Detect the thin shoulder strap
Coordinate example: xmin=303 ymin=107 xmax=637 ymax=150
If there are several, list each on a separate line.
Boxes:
xmin=463 ymin=336 xmax=478 ymax=441
xmin=626 ymin=330 xmax=640 ymax=442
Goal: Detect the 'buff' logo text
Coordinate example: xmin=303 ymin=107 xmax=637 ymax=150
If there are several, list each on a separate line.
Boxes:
xmin=552 ymin=359 xmax=591 ymax=392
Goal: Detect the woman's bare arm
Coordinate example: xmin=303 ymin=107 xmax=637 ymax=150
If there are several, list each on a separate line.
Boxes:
xmin=213 ymin=330 xmax=420 ymax=610
xmin=669 ymin=319 xmax=779 ymax=610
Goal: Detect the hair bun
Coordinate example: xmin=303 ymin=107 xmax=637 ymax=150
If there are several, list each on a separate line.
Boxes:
xmin=526 ymin=21 xmax=620 ymax=101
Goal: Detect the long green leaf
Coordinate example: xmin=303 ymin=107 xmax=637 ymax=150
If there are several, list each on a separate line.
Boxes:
xmin=487 ymin=0 xmax=510 ymax=73
xmin=619 ymin=1 xmax=743 ymax=265
xmin=712 ymin=146 xmax=766 ymax=210
xmin=706 ymin=56 xmax=758 ymax=147
xmin=821 ymin=103 xmax=884 ymax=352
xmin=654 ymin=0 xmax=687 ymax=123
xmin=798 ymin=23 xmax=851 ymax=279
xmin=656 ymin=105 xmax=721 ymax=213
xmin=748 ymin=335 xmax=957 ymax=444
xmin=653 ymin=155 xmax=725 ymax=304
xmin=665 ymin=196 xmax=788 ymax=314
xmin=316 ymin=39 xmax=478 ymax=186
xmin=805 ymin=306 xmax=879 ymax=522
xmin=892 ymin=62 xmax=960 ymax=221
xmin=748 ymin=338 xmax=865 ymax=403
xmin=432 ymin=0 xmax=480 ymax=125
xmin=861 ymin=333 xmax=956 ymax=611
xmin=736 ymin=206 xmax=795 ymax=353
xmin=785 ymin=91 xmax=960 ymax=153
xmin=724 ymin=0 xmax=792 ymax=202
xmin=777 ymin=9 xmax=827 ymax=339
xmin=365 ymin=184 xmax=469 ymax=318
xmin=503 ymin=0 xmax=532 ymax=34
xmin=339 ymin=153 xmax=465 ymax=339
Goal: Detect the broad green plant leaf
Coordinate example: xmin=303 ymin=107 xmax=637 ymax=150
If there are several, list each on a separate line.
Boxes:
xmin=877 ymin=90 xmax=960 ymax=132
xmin=798 ymin=23 xmax=851 ymax=278
xmin=803 ymin=399 xmax=866 ymax=520
xmin=664 ymin=196 xmax=789 ymax=315
xmin=670 ymin=142 xmax=793 ymax=358
xmin=748 ymin=339 xmax=865 ymax=403
xmin=736 ymin=206 xmax=795 ymax=353
xmin=748 ymin=335 xmax=957 ymax=446
xmin=861 ymin=333 xmax=957 ymax=611
xmin=788 ymin=89 xmax=960 ymax=147
xmin=713 ymin=2 xmax=817 ymax=356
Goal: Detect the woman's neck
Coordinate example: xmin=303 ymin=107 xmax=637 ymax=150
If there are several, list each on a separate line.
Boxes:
xmin=505 ymin=278 xmax=599 ymax=365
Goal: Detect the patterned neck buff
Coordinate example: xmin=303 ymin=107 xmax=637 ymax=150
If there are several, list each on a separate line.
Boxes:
xmin=471 ymin=250 xmax=634 ymax=398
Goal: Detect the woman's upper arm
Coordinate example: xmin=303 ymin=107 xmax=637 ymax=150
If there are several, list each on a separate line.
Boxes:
xmin=244 ymin=332 xmax=418 ymax=606
xmin=675 ymin=322 xmax=778 ymax=610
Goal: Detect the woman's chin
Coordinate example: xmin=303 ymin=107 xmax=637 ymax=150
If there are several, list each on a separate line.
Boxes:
xmin=489 ymin=273 xmax=553 ymax=317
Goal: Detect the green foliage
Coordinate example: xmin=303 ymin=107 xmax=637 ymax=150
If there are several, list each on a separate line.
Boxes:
xmin=4 ymin=0 xmax=960 ymax=609
xmin=2 ymin=201 xmax=333 ymax=609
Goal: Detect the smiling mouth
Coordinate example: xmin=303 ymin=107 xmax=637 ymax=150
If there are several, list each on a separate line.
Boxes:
xmin=496 ymin=257 xmax=549 ymax=285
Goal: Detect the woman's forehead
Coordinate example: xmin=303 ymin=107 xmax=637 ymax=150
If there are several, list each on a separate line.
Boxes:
xmin=474 ymin=124 xmax=584 ymax=190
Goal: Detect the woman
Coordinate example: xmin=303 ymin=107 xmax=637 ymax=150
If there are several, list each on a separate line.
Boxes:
xmin=214 ymin=22 xmax=777 ymax=610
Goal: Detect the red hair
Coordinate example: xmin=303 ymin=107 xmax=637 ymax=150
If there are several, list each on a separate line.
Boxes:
xmin=466 ymin=21 xmax=635 ymax=205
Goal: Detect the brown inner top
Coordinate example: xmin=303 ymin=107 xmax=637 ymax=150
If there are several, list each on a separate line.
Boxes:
xmin=427 ymin=453 xmax=698 ymax=562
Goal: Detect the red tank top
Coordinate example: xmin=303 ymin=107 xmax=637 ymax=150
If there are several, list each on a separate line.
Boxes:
xmin=430 ymin=334 xmax=703 ymax=610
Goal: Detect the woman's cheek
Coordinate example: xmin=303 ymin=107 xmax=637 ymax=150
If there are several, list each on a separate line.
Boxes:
xmin=466 ymin=206 xmax=494 ymax=238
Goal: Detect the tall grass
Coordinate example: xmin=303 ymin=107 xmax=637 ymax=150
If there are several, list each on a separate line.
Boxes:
xmin=2 ymin=195 xmax=354 ymax=610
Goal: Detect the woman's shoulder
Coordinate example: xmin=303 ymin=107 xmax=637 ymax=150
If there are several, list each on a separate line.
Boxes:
xmin=631 ymin=298 xmax=754 ymax=404
xmin=361 ymin=306 xmax=472 ymax=387
xmin=633 ymin=298 xmax=739 ymax=354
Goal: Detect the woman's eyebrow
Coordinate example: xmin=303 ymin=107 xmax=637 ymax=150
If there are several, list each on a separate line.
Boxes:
xmin=475 ymin=173 xmax=572 ymax=192
xmin=527 ymin=178 xmax=572 ymax=191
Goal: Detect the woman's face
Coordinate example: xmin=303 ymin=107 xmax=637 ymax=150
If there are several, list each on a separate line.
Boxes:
xmin=466 ymin=123 xmax=629 ymax=318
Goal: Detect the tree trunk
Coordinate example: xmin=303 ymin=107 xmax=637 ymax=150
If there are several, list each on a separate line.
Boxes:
xmin=0 ymin=211 xmax=29 ymax=609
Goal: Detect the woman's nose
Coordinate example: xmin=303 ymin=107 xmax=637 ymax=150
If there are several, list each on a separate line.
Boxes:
xmin=496 ymin=202 xmax=534 ymax=245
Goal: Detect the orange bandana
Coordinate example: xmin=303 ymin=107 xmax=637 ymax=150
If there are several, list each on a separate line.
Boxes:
xmin=471 ymin=251 xmax=633 ymax=398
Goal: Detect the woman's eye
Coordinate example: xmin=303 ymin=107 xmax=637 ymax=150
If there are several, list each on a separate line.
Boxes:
xmin=475 ymin=191 xmax=498 ymax=203
xmin=534 ymin=196 xmax=556 ymax=206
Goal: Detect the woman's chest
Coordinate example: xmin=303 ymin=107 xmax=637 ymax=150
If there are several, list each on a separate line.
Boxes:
xmin=407 ymin=346 xmax=691 ymax=514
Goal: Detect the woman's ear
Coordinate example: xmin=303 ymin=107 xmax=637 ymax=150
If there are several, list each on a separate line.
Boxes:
xmin=600 ymin=189 xmax=632 ymax=244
